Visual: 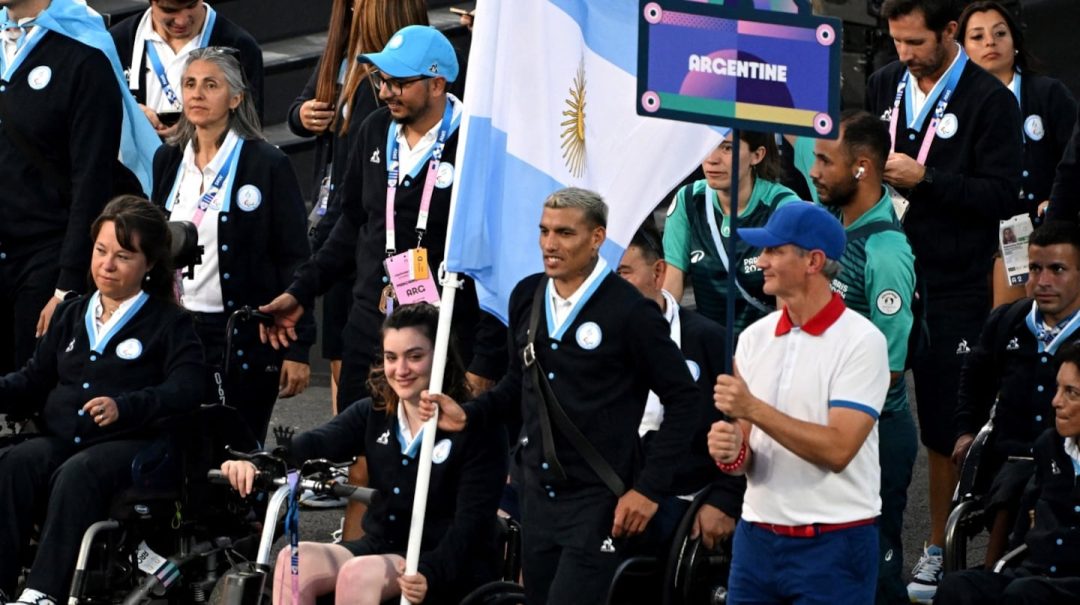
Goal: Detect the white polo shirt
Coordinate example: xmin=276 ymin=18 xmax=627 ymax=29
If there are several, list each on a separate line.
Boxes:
xmin=736 ymin=293 xmax=889 ymax=525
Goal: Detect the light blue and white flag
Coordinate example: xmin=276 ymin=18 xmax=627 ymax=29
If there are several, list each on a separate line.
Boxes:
xmin=8 ymin=0 xmax=162 ymax=194
xmin=446 ymin=0 xmax=722 ymax=322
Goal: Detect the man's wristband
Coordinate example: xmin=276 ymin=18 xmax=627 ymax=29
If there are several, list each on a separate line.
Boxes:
xmin=716 ymin=441 xmax=748 ymax=473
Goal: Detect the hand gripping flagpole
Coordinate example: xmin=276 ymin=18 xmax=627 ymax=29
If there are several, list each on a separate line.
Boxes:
xmin=400 ymin=263 xmax=459 ymax=604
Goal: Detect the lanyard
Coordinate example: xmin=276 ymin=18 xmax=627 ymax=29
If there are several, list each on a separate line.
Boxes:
xmin=704 ymin=188 xmax=774 ymax=314
xmin=1026 ymin=301 xmax=1080 ymax=354
xmin=888 ymin=50 xmax=968 ymax=164
xmin=1010 ymin=71 xmax=1027 ymax=144
xmin=284 ymin=470 xmax=300 ymax=605
xmin=384 ymin=99 xmax=455 ymax=256
xmin=167 ymin=136 xmax=243 ymax=226
xmin=0 ymin=21 xmax=42 ymax=81
xmin=143 ymin=41 xmax=181 ymax=109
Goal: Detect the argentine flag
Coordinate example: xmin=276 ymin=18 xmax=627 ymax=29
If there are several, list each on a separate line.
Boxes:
xmin=446 ymin=0 xmax=723 ymax=322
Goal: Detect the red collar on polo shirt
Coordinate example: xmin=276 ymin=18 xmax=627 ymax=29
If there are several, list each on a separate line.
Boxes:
xmin=775 ymin=292 xmax=846 ymax=336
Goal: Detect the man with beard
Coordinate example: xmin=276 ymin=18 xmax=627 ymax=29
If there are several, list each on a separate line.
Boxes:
xmin=866 ymin=2 xmax=1022 ymax=599
xmin=811 ymin=109 xmax=917 ymax=605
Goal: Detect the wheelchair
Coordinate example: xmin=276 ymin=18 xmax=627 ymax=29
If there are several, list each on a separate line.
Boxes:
xmin=459 ymin=489 xmax=732 ymax=605
xmin=943 ymin=406 xmax=1008 ymax=573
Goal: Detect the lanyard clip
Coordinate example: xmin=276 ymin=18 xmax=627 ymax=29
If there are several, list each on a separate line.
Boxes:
xmin=415 ymin=228 xmax=426 ymax=248
xmin=522 ymin=343 xmax=536 ymax=367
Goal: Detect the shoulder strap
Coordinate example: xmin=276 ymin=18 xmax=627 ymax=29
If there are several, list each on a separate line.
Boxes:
xmin=526 ymin=280 xmax=627 ymax=497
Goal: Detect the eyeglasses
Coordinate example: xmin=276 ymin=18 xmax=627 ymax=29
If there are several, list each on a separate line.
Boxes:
xmin=370 ymin=71 xmax=428 ymax=96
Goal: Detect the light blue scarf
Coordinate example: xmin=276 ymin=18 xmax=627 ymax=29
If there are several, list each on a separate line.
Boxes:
xmin=1 ymin=0 xmax=161 ymax=193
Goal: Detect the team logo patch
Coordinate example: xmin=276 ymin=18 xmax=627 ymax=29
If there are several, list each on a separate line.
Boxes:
xmin=376 ymin=430 xmax=390 ymax=445
xmin=690 ymin=250 xmax=705 ymax=264
xmin=721 ymin=223 xmax=730 ymax=237
xmin=600 ymin=536 xmax=616 ymax=553
xmin=432 ymin=438 xmax=452 ymax=464
xmin=686 ymin=360 xmax=701 ymax=381
xmin=115 ymin=338 xmax=143 ymax=360
xmin=236 ymin=185 xmax=262 ymax=212
xmin=1024 ymin=115 xmax=1045 ymax=141
xmin=387 ymin=34 xmax=404 ymax=49
xmin=576 ymin=322 xmax=602 ymax=350
xmin=1006 ymin=337 xmax=1020 ymax=351
xmin=435 ymin=162 xmax=454 ymax=189
xmin=876 ymin=290 xmax=902 ymax=316
xmin=956 ymin=339 xmax=971 ymax=355
xmin=28 ymin=66 xmax=51 ymax=90
xmin=429 ymin=62 xmax=439 ymax=75
xmin=370 ymin=148 xmax=381 ymax=164
xmin=936 ymin=113 xmax=958 ymax=139
xmin=666 ymin=196 xmax=679 ymax=217
xmin=65 ymin=338 xmax=76 ymax=353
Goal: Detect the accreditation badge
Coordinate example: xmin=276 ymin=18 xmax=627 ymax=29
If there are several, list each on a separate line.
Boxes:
xmin=385 ymin=248 xmax=439 ymax=306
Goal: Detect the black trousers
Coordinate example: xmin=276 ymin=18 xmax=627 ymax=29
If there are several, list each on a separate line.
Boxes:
xmin=936 ymin=566 xmax=1080 ymax=605
xmin=0 ymin=436 xmax=149 ymax=598
xmin=0 ymin=243 xmax=60 ymax=374
xmin=911 ymin=289 xmax=990 ymax=455
xmin=191 ymin=312 xmax=280 ymax=445
xmin=520 ymin=483 xmax=623 ymax=604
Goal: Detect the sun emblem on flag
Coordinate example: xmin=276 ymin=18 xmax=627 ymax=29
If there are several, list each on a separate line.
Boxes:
xmin=560 ymin=58 xmax=587 ymax=178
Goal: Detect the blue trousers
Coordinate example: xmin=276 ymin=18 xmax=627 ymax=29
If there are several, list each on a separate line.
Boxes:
xmin=728 ymin=519 xmax=878 ymax=605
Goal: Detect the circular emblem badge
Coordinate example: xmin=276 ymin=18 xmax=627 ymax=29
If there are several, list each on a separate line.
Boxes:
xmin=236 ymin=185 xmax=262 ymax=212
xmin=435 ymin=162 xmax=454 ymax=189
xmin=876 ymin=290 xmax=903 ymax=316
xmin=936 ymin=113 xmax=959 ymax=139
xmin=432 ymin=438 xmax=452 ymax=464
xmin=115 ymin=338 xmax=143 ymax=360
xmin=721 ymin=223 xmax=730 ymax=237
xmin=28 ymin=65 xmax=51 ymax=90
xmin=686 ymin=360 xmax=701 ymax=381
xmin=575 ymin=321 xmax=603 ymax=350
xmin=1024 ymin=115 xmax=1045 ymax=141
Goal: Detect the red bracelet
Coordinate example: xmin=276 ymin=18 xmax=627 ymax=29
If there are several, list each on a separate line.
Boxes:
xmin=716 ymin=441 xmax=748 ymax=473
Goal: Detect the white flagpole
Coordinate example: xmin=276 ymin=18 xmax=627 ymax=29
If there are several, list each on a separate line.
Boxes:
xmin=399 ymin=15 xmax=484 ymax=594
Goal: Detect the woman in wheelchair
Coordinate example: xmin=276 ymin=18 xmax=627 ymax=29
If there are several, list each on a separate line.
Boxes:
xmin=151 ymin=46 xmax=312 ymax=445
xmin=937 ymin=341 xmax=1080 ymax=604
xmin=0 ymin=196 xmax=206 ymax=605
xmin=220 ymin=304 xmax=508 ymax=604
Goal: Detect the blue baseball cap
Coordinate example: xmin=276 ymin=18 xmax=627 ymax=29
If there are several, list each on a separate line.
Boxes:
xmin=737 ymin=202 xmax=847 ymax=260
xmin=359 ymin=25 xmax=459 ymax=83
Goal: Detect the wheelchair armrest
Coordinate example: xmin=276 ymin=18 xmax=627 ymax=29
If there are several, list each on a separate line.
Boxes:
xmin=992 ymin=544 xmax=1028 ymax=573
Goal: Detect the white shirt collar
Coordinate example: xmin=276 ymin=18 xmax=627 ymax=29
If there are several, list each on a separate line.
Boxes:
xmin=91 ymin=290 xmax=145 ymax=338
xmin=1064 ymin=437 xmax=1080 ymax=473
xmin=396 ymin=401 xmax=424 ymax=453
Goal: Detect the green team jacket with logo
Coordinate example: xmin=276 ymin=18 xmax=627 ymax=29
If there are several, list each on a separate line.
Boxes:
xmin=663 ymin=178 xmax=799 ymax=338
xmin=828 ymin=190 xmax=916 ymax=413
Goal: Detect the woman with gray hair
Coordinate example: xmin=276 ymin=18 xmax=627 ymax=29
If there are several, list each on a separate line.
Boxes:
xmin=150 ymin=47 xmax=313 ymax=443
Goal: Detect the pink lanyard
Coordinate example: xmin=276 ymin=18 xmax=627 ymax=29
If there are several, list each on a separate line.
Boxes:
xmin=888 ymin=52 xmax=968 ymax=165
xmin=384 ymin=100 xmax=455 ymax=256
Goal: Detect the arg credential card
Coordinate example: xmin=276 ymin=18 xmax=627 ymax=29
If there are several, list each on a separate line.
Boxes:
xmin=1000 ymin=214 xmax=1034 ymax=285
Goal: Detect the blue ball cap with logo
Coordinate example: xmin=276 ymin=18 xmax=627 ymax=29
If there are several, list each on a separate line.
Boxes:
xmin=359 ymin=25 xmax=459 ymax=83
xmin=737 ymin=202 xmax=846 ymax=260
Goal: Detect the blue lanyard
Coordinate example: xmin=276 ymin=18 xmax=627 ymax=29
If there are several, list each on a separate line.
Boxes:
xmin=889 ymin=50 xmax=968 ymax=162
xmin=0 ymin=21 xmax=43 ymax=81
xmin=383 ymin=98 xmax=456 ymax=255
xmin=143 ymin=41 xmax=181 ymax=109
xmin=165 ymin=137 xmax=244 ymax=221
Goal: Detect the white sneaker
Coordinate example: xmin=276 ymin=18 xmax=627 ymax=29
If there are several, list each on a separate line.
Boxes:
xmin=7 ymin=589 xmax=57 ymax=605
xmin=906 ymin=544 xmax=943 ymax=604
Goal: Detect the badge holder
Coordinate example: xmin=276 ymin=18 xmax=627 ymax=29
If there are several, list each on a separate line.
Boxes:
xmin=382 ymin=248 xmax=440 ymax=314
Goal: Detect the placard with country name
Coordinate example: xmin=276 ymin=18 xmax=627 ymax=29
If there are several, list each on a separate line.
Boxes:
xmin=637 ymin=0 xmax=842 ymax=138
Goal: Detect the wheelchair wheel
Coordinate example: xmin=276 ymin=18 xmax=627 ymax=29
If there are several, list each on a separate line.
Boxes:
xmin=663 ymin=493 xmax=732 ymax=605
xmin=943 ymin=498 xmax=990 ymax=573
